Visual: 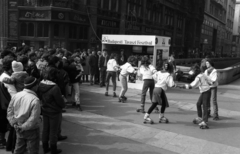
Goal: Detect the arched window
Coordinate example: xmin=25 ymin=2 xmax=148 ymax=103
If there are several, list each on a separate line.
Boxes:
xmin=28 ymin=23 xmax=34 ymax=36
xmin=20 ymin=23 xmax=27 ymax=36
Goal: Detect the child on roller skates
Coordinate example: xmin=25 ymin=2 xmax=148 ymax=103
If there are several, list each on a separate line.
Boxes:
xmin=119 ymin=56 xmax=137 ymax=103
xmin=178 ymin=65 xmax=212 ymax=129
xmin=144 ymin=60 xmax=176 ymax=124
xmin=137 ymin=56 xmax=157 ymax=113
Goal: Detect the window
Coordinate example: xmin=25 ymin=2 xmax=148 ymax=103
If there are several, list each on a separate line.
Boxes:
xmin=28 ymin=23 xmax=34 ymax=36
xmin=103 ymin=0 xmax=110 ymax=10
xmin=20 ymin=23 xmax=27 ymax=36
xmin=54 ymin=24 xmax=59 ymax=37
xmin=37 ymin=23 xmax=43 ymax=37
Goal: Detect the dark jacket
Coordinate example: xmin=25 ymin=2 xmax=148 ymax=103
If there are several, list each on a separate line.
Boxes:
xmin=38 ymin=80 xmax=65 ymax=117
xmin=98 ymin=55 xmax=109 ymax=68
xmin=67 ymin=64 xmax=80 ymax=83
xmin=26 ymin=60 xmax=40 ymax=79
xmin=89 ymin=54 xmax=97 ymax=67
xmin=0 ymin=82 xmax=11 ymax=110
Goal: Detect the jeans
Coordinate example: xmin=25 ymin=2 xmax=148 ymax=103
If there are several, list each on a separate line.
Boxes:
xmin=119 ymin=75 xmax=128 ymax=97
xmin=42 ymin=114 xmax=61 ymax=145
xmin=141 ymin=79 xmax=155 ymax=106
xmin=106 ymin=71 xmax=117 ymax=92
xmin=14 ymin=128 xmax=40 ymax=154
xmin=100 ymin=67 xmax=107 ymax=86
xmin=197 ymin=90 xmax=211 ymax=122
xmin=208 ymin=87 xmax=218 ymax=115
xmin=72 ymin=82 xmax=80 ymax=105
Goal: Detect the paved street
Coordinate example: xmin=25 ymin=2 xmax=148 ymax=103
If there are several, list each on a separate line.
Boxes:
xmin=1 ymin=79 xmax=240 ymax=154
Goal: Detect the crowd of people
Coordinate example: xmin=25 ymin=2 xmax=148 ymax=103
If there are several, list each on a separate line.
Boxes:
xmin=0 ymin=45 xmax=219 ymax=154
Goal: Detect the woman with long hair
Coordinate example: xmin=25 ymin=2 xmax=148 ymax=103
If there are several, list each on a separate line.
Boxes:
xmin=143 ymin=60 xmax=176 ymax=124
xmin=136 ymin=56 xmax=157 ymax=113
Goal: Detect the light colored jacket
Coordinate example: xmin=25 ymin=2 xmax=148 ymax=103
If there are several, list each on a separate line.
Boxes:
xmin=0 ymin=72 xmax=17 ymax=97
xmin=189 ymin=73 xmax=212 ymax=93
xmin=107 ymin=59 xmax=118 ymax=72
xmin=7 ymin=89 xmax=41 ymax=131
xmin=139 ymin=65 xmax=157 ymax=80
xmin=153 ymin=71 xmax=175 ymax=91
xmin=120 ymin=62 xmax=135 ymax=76
xmin=204 ymin=68 xmax=218 ymax=87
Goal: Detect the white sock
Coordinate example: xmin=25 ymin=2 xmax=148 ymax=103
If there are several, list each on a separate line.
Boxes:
xmin=144 ymin=113 xmax=149 ymax=119
xmin=159 ymin=113 xmax=164 ymax=118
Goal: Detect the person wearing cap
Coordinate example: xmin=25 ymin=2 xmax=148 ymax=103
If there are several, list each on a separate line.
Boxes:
xmin=204 ymin=59 xmax=219 ymax=120
xmin=2 ymin=60 xmax=29 ymax=92
xmin=7 ymin=76 xmax=41 ymax=154
xmin=38 ymin=67 xmax=65 ymax=154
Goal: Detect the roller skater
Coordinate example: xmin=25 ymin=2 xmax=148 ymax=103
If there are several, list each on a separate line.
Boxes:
xmin=178 ymin=65 xmax=213 ymax=129
xmin=105 ymin=53 xmax=119 ymax=97
xmin=204 ymin=59 xmax=219 ymax=120
xmin=119 ymin=56 xmax=137 ymax=103
xmin=137 ymin=56 xmax=157 ymax=114
xmin=143 ymin=60 xmax=176 ymax=124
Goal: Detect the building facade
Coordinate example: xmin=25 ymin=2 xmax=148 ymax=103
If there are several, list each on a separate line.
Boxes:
xmin=232 ymin=0 xmax=240 ymax=57
xmin=1 ymin=0 xmax=205 ymax=58
xmin=201 ymin=0 xmax=236 ymax=57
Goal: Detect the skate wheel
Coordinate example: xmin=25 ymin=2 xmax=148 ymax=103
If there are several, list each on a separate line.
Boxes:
xmin=159 ymin=121 xmax=162 ymax=123
xmin=193 ymin=120 xmax=197 ymax=124
xmin=143 ymin=121 xmax=147 ymax=124
xmin=151 ymin=122 xmax=154 ymax=124
xmin=166 ymin=120 xmax=169 ymax=123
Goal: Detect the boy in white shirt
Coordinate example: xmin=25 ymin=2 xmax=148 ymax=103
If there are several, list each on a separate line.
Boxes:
xmin=119 ymin=56 xmax=137 ymax=102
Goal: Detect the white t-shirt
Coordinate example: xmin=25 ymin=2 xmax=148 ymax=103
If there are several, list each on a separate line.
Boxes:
xmin=204 ymin=68 xmax=218 ymax=87
xmin=107 ymin=59 xmax=118 ymax=72
xmin=139 ymin=65 xmax=157 ymax=80
xmin=120 ymin=62 xmax=135 ymax=76
xmin=153 ymin=71 xmax=175 ymax=91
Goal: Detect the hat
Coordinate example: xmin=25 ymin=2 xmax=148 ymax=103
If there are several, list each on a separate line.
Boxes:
xmin=24 ymin=76 xmax=38 ymax=89
xmin=12 ymin=61 xmax=23 ymax=72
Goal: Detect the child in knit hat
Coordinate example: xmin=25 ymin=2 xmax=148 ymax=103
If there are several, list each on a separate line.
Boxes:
xmin=2 ymin=60 xmax=29 ymax=92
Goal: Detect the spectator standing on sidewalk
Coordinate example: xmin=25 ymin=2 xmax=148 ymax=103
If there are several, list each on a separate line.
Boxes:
xmin=88 ymin=50 xmax=97 ymax=85
xmin=7 ymin=76 xmax=40 ymax=154
xmin=99 ymin=50 xmax=109 ymax=87
xmin=136 ymin=56 xmax=157 ymax=113
xmin=0 ymin=56 xmax=17 ymax=150
xmin=205 ymin=59 xmax=219 ymax=120
xmin=38 ymin=67 xmax=65 ymax=154
xmin=105 ymin=53 xmax=119 ymax=97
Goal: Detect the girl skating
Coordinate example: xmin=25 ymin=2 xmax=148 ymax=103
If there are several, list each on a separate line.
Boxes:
xmin=143 ymin=60 xmax=175 ymax=124
xmin=178 ymin=65 xmax=212 ymax=129
xmin=137 ymin=56 xmax=157 ymax=113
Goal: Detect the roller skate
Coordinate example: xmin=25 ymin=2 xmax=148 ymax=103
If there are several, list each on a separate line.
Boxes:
xmin=123 ymin=96 xmax=127 ymax=100
xmin=105 ymin=92 xmax=109 ymax=96
xmin=159 ymin=116 xmax=169 ymax=123
xmin=118 ymin=96 xmax=126 ymax=103
xmin=76 ymin=104 xmax=82 ymax=111
xmin=213 ymin=113 xmax=219 ymax=121
xmin=193 ymin=117 xmax=203 ymax=124
xmin=113 ymin=92 xmax=117 ymax=97
xmin=143 ymin=114 xmax=154 ymax=124
xmin=199 ymin=121 xmax=209 ymax=129
xmin=136 ymin=105 xmax=145 ymax=113
xmin=154 ymin=107 xmax=160 ymax=113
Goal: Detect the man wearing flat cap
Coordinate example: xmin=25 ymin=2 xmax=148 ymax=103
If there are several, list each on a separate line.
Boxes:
xmin=7 ymin=76 xmax=41 ymax=154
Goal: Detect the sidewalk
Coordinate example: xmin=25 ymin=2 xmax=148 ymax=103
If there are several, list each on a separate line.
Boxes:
xmin=1 ymin=81 xmax=240 ymax=154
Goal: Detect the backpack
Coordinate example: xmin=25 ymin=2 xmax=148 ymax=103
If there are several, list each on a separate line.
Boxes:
xmin=0 ymin=82 xmax=11 ymax=110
